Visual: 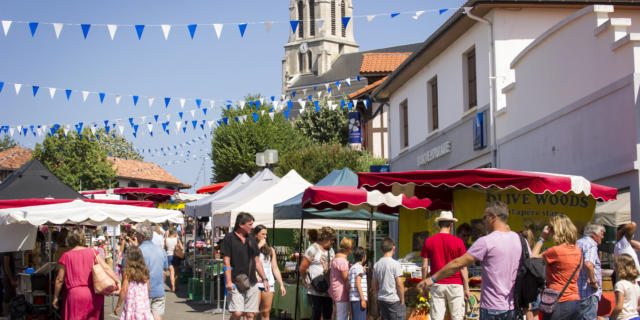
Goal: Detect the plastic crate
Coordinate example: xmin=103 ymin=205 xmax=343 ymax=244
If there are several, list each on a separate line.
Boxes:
xmin=178 ymin=270 xmax=193 ymax=284
xmin=187 ymin=278 xmax=211 ymax=301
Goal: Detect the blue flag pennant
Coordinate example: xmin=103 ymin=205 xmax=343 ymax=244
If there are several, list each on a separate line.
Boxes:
xmin=270 ymin=96 xmax=275 ymax=101
xmin=129 ymin=118 xmax=134 ymax=126
xmin=439 ymin=9 xmax=448 ymax=15
xmin=182 ymin=127 xmax=187 ymax=133
xmin=238 ymin=23 xmax=248 ymax=37
xmin=32 ymin=86 xmax=39 ymax=96
xmin=290 ymin=20 xmax=299 ymax=34
xmin=348 ymin=101 xmax=353 ymax=110
xmin=356 ymin=76 xmax=361 ymax=82
xmin=99 ymin=92 xmax=105 ymax=103
xmin=284 ymin=110 xmax=290 ymax=119
xmin=328 ymin=87 xmax=332 ymax=93
xmin=81 ymin=24 xmax=91 ymax=39
xmin=195 ymin=99 xmax=202 ymax=108
xmin=162 ymin=122 xmax=168 ymax=132
xmin=222 ymin=118 xmax=229 ymax=125
xmin=255 ymin=101 xmax=261 ymax=109
xmin=342 ymin=17 xmax=351 ymax=29
xmin=202 ymin=108 xmax=207 ymax=115
xmin=226 ymin=104 xmax=231 ymax=110
xmin=390 ymin=13 xmax=400 ymax=18
xmin=75 ymin=122 xmax=83 ymax=135
xmin=291 ymin=91 xmax=296 ymax=98
xmin=135 ymin=25 xmax=145 ymax=40
xmin=192 ymin=120 xmax=197 ymax=129
xmin=341 ymin=99 xmax=345 ymax=109
xmin=252 ymin=113 xmax=259 ymax=123
xmin=164 ymin=97 xmax=171 ymax=108
xmin=133 ymin=95 xmax=139 ymax=105
xmin=178 ymin=112 xmax=183 ymax=119
xmin=105 ymin=125 xmax=110 ymax=134
xmin=154 ymin=115 xmax=159 ymax=122
xmin=188 ymin=24 xmax=197 ymax=39
xmin=104 ymin=120 xmax=109 ymax=127
xmin=287 ymin=100 xmax=293 ymax=109
xmin=314 ymin=100 xmax=319 ymax=112
xmin=0 ymin=82 xmax=4 ymax=93
xmin=29 ymin=22 xmax=38 ymax=37
xmin=65 ymin=89 xmax=72 ymax=100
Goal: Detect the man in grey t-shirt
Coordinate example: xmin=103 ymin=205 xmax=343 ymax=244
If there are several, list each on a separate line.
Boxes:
xmin=372 ymin=238 xmax=405 ymax=320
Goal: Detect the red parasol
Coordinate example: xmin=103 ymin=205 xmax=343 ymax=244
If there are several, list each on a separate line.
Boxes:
xmin=112 ymin=187 xmax=178 ymax=202
xmin=196 ymin=181 xmax=230 ymax=194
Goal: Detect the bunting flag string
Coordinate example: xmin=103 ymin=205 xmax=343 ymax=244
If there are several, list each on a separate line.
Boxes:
xmin=0 ymin=7 xmax=458 ymax=40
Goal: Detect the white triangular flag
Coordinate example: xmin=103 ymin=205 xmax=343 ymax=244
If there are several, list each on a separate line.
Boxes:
xmin=161 ymin=25 xmax=171 ymax=40
xmin=16 ymin=125 xmax=22 ymax=134
xmin=175 ymin=121 xmax=182 ymax=131
xmin=413 ymin=11 xmax=425 ymax=20
xmin=147 ymin=123 xmax=153 ymax=133
xmin=190 ymin=109 xmax=196 ymax=118
xmin=8 ymin=127 xmax=14 ymax=136
xmin=49 ymin=88 xmax=56 ymax=99
xmin=260 ymin=97 xmax=264 ymax=105
xmin=42 ymin=125 xmax=48 ymax=135
xmin=239 ymin=100 xmax=245 ymax=109
xmin=273 ymin=101 xmax=280 ymax=110
xmin=179 ymin=98 xmax=186 ymax=108
xmin=63 ymin=125 xmax=69 ymax=136
xmin=367 ymin=15 xmax=376 ymax=22
xmin=345 ymin=78 xmax=351 ymax=86
xmin=207 ymin=120 xmax=214 ymax=128
xmin=140 ymin=116 xmax=147 ymax=122
xmin=148 ymin=97 xmax=154 ymax=107
xmin=303 ymin=88 xmax=308 ymax=95
xmin=90 ymin=125 xmax=96 ymax=135
xmin=264 ymin=21 xmax=273 ymax=33
xmin=316 ymin=19 xmax=325 ymax=32
xmin=1 ymin=21 xmax=12 ymax=37
xmin=317 ymin=91 xmax=322 ymax=98
xmin=239 ymin=115 xmax=246 ymax=124
xmin=328 ymin=101 xmax=335 ymax=110
xmin=268 ymin=112 xmax=275 ymax=120
xmin=165 ymin=114 xmax=171 ymax=121
xmin=107 ymin=24 xmax=117 ymax=40
xmin=118 ymin=125 xmax=124 ymax=135
xmin=209 ymin=99 xmax=215 ymax=108
xmin=213 ymin=24 xmax=223 ymax=39
xmin=324 ymin=83 xmax=330 ymax=89
xmin=260 ymin=110 xmax=265 ymax=116
xmin=298 ymin=99 xmax=307 ymax=110
xmin=14 ymin=83 xmax=21 ymax=95
xmin=115 ymin=95 xmax=121 ymax=104
xmin=53 ymin=23 xmax=63 ymax=39
xmin=82 ymin=91 xmax=89 ymax=102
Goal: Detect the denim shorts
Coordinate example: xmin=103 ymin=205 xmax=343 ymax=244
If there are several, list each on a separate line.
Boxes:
xmin=479 ymin=308 xmax=517 ymax=320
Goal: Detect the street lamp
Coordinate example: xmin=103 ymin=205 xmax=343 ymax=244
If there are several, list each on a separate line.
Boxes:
xmin=256 ymin=148 xmax=278 ymax=169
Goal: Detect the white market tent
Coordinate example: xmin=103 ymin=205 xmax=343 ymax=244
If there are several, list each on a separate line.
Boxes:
xmin=224 ymin=170 xmax=371 ymax=230
xmin=173 ymin=193 xmax=208 ymax=203
xmin=184 ymin=173 xmax=250 ymax=217
xmin=212 ymin=169 xmax=280 ymax=227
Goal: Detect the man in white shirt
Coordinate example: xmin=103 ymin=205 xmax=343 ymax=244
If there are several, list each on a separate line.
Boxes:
xmin=615 ymin=222 xmax=640 ymax=273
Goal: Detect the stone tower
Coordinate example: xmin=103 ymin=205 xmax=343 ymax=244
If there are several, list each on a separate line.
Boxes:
xmin=282 ymin=0 xmax=359 ymax=93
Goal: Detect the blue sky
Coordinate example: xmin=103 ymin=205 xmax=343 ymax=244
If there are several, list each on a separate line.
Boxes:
xmin=0 ymin=0 xmax=464 ymax=191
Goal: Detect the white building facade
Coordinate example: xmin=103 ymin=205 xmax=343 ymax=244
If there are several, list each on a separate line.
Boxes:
xmin=375 ymin=1 xmax=640 ymax=223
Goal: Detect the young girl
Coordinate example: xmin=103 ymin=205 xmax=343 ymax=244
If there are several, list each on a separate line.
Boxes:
xmin=612 ymin=254 xmax=640 ymax=320
xmin=114 ymin=247 xmax=154 ymax=320
xmin=348 ymin=246 xmax=368 ymax=320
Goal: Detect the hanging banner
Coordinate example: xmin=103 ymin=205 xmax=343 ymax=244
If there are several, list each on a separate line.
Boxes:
xmin=348 ymin=112 xmax=361 ymax=144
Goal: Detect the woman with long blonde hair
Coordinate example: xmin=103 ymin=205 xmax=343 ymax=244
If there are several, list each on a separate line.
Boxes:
xmin=531 ymin=214 xmax=582 ymax=320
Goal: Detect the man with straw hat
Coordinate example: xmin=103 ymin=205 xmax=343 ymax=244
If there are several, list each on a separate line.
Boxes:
xmin=420 ymin=211 xmax=470 ymax=320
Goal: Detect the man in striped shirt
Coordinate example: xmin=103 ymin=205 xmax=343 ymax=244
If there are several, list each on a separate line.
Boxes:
xmin=576 ymin=222 xmax=604 ymax=320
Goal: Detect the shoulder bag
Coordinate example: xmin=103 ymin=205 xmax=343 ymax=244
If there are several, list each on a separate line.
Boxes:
xmin=174 ymin=239 xmax=185 ymax=259
xmin=538 ymin=251 xmax=583 ymax=314
xmin=91 ymin=249 xmax=119 ymax=295
xmin=308 ymin=244 xmax=331 ymax=293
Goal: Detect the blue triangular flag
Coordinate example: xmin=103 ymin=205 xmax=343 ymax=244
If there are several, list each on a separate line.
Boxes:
xmin=284 ymin=110 xmax=290 ymax=119
xmin=188 ymin=24 xmax=197 ymax=39
xmin=336 ymin=80 xmax=340 ymax=87
xmin=178 ymin=112 xmax=183 ymax=119
xmin=255 ymin=100 xmax=261 ymax=109
xmin=270 ymin=96 xmax=275 ymax=101
xmin=328 ymin=87 xmax=332 ymax=93
xmin=342 ymin=17 xmax=351 ymax=29
xmin=154 ymin=115 xmax=159 ymax=122
xmin=365 ymin=99 xmax=370 ymax=109
xmin=75 ymin=122 xmax=83 ymax=135
xmin=308 ymin=95 xmax=312 ymax=100
xmin=133 ymin=124 xmax=139 ymax=132
xmin=314 ymin=100 xmax=319 ymax=112
xmin=164 ymin=97 xmax=171 ymax=108
xmin=226 ymin=104 xmax=231 ymax=110
xmin=195 ymin=99 xmax=202 ymax=108
xmin=270 ymin=107 xmax=274 ymax=112
xmin=439 ymin=9 xmax=448 ymax=15
xmin=222 ymin=118 xmax=228 ymax=125
xmin=287 ymin=100 xmax=293 ymax=109
xmin=99 ymin=92 xmax=105 ymax=103
xmin=104 ymin=120 xmax=109 ymax=127
xmin=203 ymin=108 xmax=207 ymax=115
xmin=162 ymin=122 xmax=168 ymax=132
xmin=129 ymin=118 xmax=134 ymax=126
xmin=291 ymin=91 xmax=296 ymax=98
xmin=96 ymin=134 xmax=101 ymax=140
xmin=133 ymin=95 xmax=139 ymax=105
xmin=290 ymin=20 xmax=299 ymax=34
xmin=29 ymin=22 xmax=38 ymax=37
xmin=135 ymin=25 xmax=145 ymax=40
xmin=192 ymin=120 xmax=197 ymax=129
xmin=0 ymin=82 xmax=4 ymax=93
xmin=65 ymin=89 xmax=72 ymax=100
xmin=105 ymin=125 xmax=110 ymax=134
xmin=50 ymin=127 xmax=56 ymax=136
xmin=390 ymin=13 xmax=400 ymax=18
xmin=200 ymin=123 xmax=204 ymax=130
xmin=313 ymin=86 xmax=317 ymax=91
xmin=252 ymin=113 xmax=259 ymax=123
xmin=348 ymin=102 xmax=353 ymax=110
xmin=182 ymin=127 xmax=187 ymax=133
xmin=234 ymin=117 xmax=239 ymax=123
xmin=341 ymin=100 xmax=345 ymax=109
xmin=32 ymin=86 xmax=39 ymax=96
xmin=238 ymin=23 xmax=248 ymax=37
xmin=81 ymin=24 xmax=91 ymax=39
xmin=356 ymin=76 xmax=361 ymax=82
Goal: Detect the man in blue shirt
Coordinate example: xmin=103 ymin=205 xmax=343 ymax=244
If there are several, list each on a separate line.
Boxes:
xmin=577 ymin=222 xmax=604 ymax=320
xmin=137 ymin=224 xmax=169 ymax=320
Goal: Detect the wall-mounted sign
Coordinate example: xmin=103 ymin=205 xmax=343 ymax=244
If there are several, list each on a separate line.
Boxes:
xmin=370 ymin=165 xmax=390 ymax=173
xmin=417 ymin=141 xmax=451 ymax=167
xmin=348 ymin=112 xmax=362 ymax=144
xmin=473 ymin=111 xmax=486 ymax=150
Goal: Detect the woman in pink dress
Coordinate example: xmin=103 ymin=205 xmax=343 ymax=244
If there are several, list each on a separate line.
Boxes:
xmin=114 ymin=246 xmax=153 ymax=320
xmin=53 ymin=228 xmax=115 ymax=320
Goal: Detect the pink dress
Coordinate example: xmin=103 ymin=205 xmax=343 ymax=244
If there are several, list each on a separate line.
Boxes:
xmin=120 ymin=281 xmax=154 ymax=320
xmin=58 ymin=248 xmax=104 ymax=320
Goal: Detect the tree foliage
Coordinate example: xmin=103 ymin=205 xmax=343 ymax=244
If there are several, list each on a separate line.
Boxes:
xmin=0 ymin=135 xmax=17 ymax=152
xmin=210 ymin=95 xmax=310 ymax=182
xmin=33 ymin=129 xmax=117 ymax=190
xmin=276 ymin=144 xmax=387 ymax=184
xmin=294 ymin=98 xmax=349 ymax=145
xmin=94 ymin=129 xmax=143 ymax=160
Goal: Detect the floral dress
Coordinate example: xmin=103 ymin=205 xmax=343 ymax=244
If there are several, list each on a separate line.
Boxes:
xmin=121 ymin=281 xmax=154 ymax=320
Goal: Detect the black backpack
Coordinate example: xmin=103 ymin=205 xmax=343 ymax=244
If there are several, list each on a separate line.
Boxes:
xmin=513 ymin=234 xmax=546 ymax=313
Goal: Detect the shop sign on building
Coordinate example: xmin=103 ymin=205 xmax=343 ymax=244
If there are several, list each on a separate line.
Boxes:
xmin=348 ymin=112 xmax=362 ymax=144
xmin=473 ymin=112 xmax=486 ymax=150
xmin=417 ymin=141 xmax=452 ymax=167
xmin=370 ymin=165 xmax=390 ymax=173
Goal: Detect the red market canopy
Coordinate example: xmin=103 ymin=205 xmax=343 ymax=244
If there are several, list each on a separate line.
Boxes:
xmin=357 ymin=169 xmax=618 ymax=208
xmin=80 ymin=190 xmax=107 ymax=195
xmin=197 ymin=182 xmax=230 ymax=194
xmin=0 ymin=199 xmax=155 ymax=209
xmin=301 ymin=186 xmax=432 ymax=214
xmin=112 ymin=187 xmax=178 ymax=202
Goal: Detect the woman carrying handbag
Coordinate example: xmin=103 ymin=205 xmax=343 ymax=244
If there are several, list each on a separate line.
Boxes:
xmin=531 ymin=214 xmax=583 ymax=320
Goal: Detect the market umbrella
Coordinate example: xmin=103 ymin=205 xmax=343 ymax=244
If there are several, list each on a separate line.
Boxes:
xmin=197 ymin=182 xmax=230 ymax=194
xmin=112 ymin=187 xmax=178 ymax=202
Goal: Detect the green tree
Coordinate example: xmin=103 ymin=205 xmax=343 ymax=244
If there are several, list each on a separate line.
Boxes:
xmin=0 ymin=135 xmax=17 ymax=152
xmin=276 ymin=144 xmax=387 ymax=183
xmin=294 ymin=97 xmax=349 ymax=145
xmin=94 ymin=129 xmax=143 ymax=160
xmin=210 ymin=95 xmax=310 ymax=182
xmin=33 ymin=128 xmax=117 ymax=190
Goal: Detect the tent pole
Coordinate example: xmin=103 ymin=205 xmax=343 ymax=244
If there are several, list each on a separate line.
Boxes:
xmin=369 ymin=208 xmax=374 ymax=267
xmin=294 ymin=217 xmax=304 ymax=320
xmin=271 ymin=215 xmax=276 ymax=247
xmin=193 ymin=216 xmax=197 ymax=281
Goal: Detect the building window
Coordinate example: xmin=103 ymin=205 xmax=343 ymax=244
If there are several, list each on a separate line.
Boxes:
xmin=309 ymin=0 xmax=315 ymax=36
xmin=127 ymin=181 xmax=139 ymax=187
xmin=400 ymin=99 xmax=409 ymax=148
xmin=428 ymin=76 xmax=438 ymax=132
xmin=307 ymin=51 xmax=313 ymax=71
xmin=150 ymin=184 xmax=158 ymax=188
xmin=341 ymin=0 xmax=346 ymax=37
xmin=331 ymin=0 xmax=336 ymax=35
xmin=298 ymin=52 xmax=304 ymax=72
xmin=464 ymin=47 xmax=477 ymax=110
xmin=298 ymin=1 xmax=304 ymax=38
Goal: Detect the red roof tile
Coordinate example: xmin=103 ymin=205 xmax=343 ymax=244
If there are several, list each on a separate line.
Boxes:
xmin=0 ymin=146 xmax=33 ymax=170
xmin=108 ymin=157 xmax=190 ymax=189
xmin=360 ymin=52 xmax=412 ymax=74
xmin=349 ymin=76 xmax=388 ymax=99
